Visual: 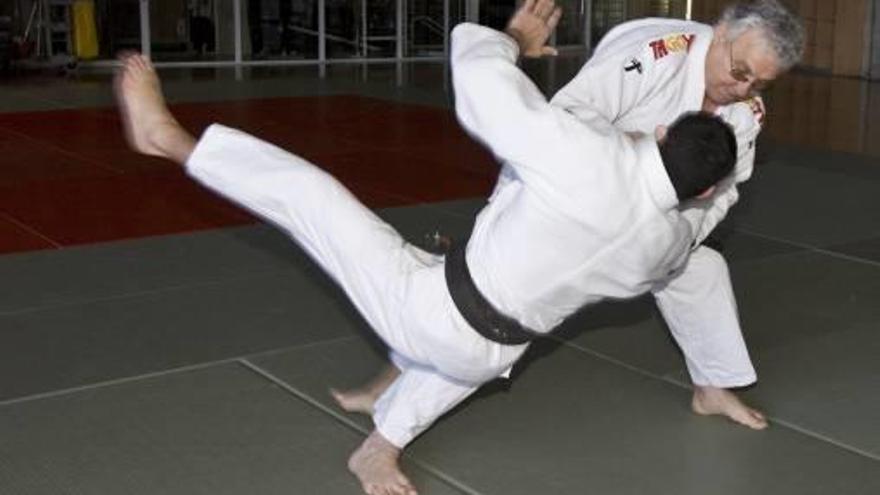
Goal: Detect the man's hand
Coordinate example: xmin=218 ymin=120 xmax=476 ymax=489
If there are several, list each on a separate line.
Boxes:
xmin=505 ymin=0 xmax=563 ymax=58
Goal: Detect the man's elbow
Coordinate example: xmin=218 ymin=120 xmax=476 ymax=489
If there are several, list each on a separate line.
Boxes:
xmin=450 ymin=23 xmax=479 ymax=66
xmin=451 ymin=55 xmax=504 ymax=101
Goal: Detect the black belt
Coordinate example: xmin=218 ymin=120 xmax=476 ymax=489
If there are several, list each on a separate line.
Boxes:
xmin=444 ymin=242 xmax=543 ymax=345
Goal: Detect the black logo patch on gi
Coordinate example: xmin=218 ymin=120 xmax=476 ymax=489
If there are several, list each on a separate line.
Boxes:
xmin=624 ymin=58 xmax=643 ymax=74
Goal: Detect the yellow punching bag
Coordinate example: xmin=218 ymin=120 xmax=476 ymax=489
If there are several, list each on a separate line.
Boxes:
xmin=72 ymin=0 xmax=99 ymax=59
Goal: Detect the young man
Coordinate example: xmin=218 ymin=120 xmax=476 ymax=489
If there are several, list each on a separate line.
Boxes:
xmin=114 ymin=2 xmax=737 ymax=494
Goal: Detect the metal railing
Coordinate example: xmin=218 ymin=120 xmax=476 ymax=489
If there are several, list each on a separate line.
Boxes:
xmin=77 ymin=0 xmax=591 ymax=70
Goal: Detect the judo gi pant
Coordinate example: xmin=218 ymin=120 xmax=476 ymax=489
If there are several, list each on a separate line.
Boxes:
xmin=654 ymin=246 xmax=757 ymax=388
xmin=185 ymin=124 xmax=527 ymax=448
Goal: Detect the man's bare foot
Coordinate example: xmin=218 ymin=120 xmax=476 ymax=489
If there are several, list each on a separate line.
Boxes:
xmin=114 ymin=53 xmax=195 ymax=164
xmin=331 ymin=365 xmax=401 ymax=416
xmin=348 ymin=430 xmax=417 ymax=495
xmin=692 ymin=385 xmax=768 ymax=430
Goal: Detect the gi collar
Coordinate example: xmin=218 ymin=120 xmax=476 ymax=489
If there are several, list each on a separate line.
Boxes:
xmin=632 ymin=134 xmax=678 ymax=211
xmin=687 ymin=26 xmax=711 ymax=112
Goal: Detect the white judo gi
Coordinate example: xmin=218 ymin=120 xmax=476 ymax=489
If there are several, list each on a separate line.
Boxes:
xmin=551 ymin=18 xmax=761 ymax=390
xmin=182 ymin=22 xmax=708 ymax=448
xmin=373 ymin=20 xmax=761 ymax=448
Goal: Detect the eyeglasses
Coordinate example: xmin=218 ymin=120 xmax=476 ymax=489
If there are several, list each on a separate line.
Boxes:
xmin=728 ymin=41 xmax=772 ymax=94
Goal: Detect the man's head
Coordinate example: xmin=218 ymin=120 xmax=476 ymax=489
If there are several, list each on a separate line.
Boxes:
xmin=658 ymin=112 xmax=737 ymax=202
xmin=704 ymin=0 xmax=804 ymax=106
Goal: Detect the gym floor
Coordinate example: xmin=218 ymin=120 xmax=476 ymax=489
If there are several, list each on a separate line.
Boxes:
xmin=0 ymin=57 xmax=878 ymax=494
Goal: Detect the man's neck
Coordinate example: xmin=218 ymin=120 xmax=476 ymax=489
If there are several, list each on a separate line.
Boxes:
xmin=702 ymin=96 xmax=719 ymax=113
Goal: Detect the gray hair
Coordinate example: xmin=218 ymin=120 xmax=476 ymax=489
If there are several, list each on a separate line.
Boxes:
xmin=719 ymin=0 xmax=805 ymax=70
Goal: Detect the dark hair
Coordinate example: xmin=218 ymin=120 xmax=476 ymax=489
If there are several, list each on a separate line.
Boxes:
xmin=659 ymin=113 xmax=737 ymax=201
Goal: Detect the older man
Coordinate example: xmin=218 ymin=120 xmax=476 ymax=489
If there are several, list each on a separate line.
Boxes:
xmin=550 ymin=0 xmax=804 ymax=428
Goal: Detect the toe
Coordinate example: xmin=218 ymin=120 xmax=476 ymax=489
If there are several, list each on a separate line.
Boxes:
xmin=124 ymin=61 xmax=139 ymax=80
xmin=394 ymin=474 xmax=417 ymax=495
xmin=329 ymin=388 xmax=353 ymax=411
xmin=329 ymin=388 xmax=342 ymax=401
xmin=141 ymin=56 xmax=156 ymax=73
xmin=749 ymin=410 xmax=769 ymax=429
xmin=390 ymin=482 xmax=415 ymax=495
xmin=734 ymin=409 xmax=766 ymax=429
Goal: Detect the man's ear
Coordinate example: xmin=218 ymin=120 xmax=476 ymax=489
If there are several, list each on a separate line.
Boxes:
xmin=696 ymin=185 xmax=716 ymax=200
xmin=654 ymin=125 xmax=668 ymax=142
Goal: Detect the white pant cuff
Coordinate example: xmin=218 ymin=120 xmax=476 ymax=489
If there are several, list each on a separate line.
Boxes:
xmin=692 ymin=371 xmax=757 ymax=389
xmin=374 ymin=423 xmax=414 ymax=450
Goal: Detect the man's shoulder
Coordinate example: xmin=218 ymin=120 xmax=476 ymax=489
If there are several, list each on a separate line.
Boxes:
xmin=596 ymin=18 xmax=712 ymax=53
xmin=592 ymin=18 xmax=712 ymax=74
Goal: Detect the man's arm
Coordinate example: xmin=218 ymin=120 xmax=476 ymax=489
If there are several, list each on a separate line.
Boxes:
xmin=452 ymin=0 xmax=621 ymax=189
xmin=452 ymin=19 xmax=639 ymax=202
xmin=451 ymin=22 xmax=573 ymax=180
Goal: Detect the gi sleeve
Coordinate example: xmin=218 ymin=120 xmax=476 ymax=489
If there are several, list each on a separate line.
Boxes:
xmin=450 ymin=23 xmax=593 ymax=188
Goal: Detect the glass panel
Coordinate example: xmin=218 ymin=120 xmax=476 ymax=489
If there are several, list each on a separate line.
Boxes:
xmin=479 ymin=0 xmax=514 ymax=30
xmin=318 ymin=0 xmax=356 ymax=59
xmin=406 ymin=0 xmax=449 ymax=57
xmin=356 ymin=0 xmax=396 ymax=59
xmin=95 ymin=0 xmax=142 ymax=58
xmin=244 ymin=0 xmax=319 ymax=60
xmin=626 ymin=0 xmax=687 ymax=19
xmin=147 ymin=0 xmax=235 ymax=63
xmin=591 ymin=0 xmax=626 ymax=45
xmin=555 ymin=0 xmax=586 ymax=47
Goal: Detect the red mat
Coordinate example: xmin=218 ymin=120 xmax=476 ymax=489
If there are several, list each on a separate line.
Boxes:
xmin=0 ymin=95 xmax=498 ymax=254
